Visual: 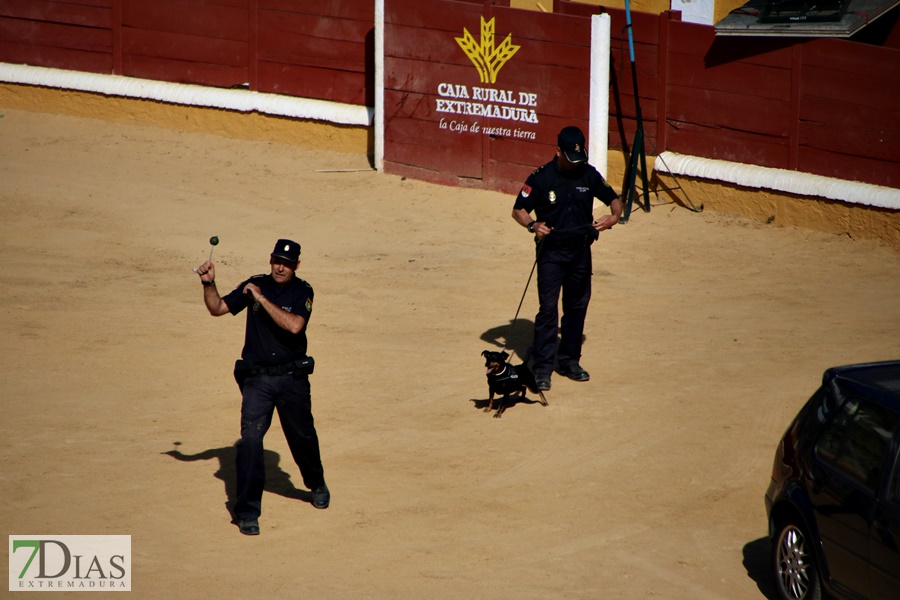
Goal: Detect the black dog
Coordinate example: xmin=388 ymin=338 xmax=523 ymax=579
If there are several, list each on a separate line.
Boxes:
xmin=481 ymin=350 xmax=548 ymax=418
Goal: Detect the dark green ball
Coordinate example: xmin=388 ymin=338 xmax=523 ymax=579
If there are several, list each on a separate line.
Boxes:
xmin=209 ymin=236 xmax=219 ymax=246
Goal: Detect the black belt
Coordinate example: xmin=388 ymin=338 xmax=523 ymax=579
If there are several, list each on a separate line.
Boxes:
xmin=538 ymin=234 xmax=594 ymax=250
xmin=235 ymin=356 xmax=315 ymax=377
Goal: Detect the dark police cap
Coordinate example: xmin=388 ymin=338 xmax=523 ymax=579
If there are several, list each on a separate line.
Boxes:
xmin=558 ymin=126 xmax=588 ymax=164
xmin=271 ymin=239 xmax=301 ymax=263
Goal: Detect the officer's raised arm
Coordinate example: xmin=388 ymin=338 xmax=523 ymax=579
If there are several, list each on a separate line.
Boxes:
xmin=197 ymin=260 xmax=229 ymax=316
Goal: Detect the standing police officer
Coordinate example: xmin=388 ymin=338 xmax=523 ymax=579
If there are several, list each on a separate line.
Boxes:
xmin=511 ymin=126 xmax=623 ymax=391
xmin=196 ymin=239 xmax=329 ymax=536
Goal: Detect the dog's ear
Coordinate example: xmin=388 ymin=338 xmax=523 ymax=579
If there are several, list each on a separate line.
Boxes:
xmin=481 ymin=350 xmax=490 ymax=357
xmin=500 ymin=351 xmax=509 ymax=361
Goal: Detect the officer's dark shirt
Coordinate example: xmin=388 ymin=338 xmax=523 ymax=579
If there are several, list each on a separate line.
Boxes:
xmin=514 ymin=158 xmax=619 ymax=242
xmin=222 ymin=274 xmax=313 ymax=365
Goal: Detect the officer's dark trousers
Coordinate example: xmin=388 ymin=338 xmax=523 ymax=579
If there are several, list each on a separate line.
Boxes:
xmin=532 ymin=242 xmax=592 ymax=376
xmin=234 ymin=373 xmax=325 ymax=520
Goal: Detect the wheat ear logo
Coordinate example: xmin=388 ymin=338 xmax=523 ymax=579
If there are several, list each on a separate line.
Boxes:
xmin=455 ymin=16 xmax=520 ymax=84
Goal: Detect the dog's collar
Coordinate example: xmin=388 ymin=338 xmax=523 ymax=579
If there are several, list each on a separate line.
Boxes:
xmin=491 ymin=364 xmax=518 ymax=381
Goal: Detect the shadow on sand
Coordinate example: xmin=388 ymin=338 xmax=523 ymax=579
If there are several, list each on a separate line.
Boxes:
xmin=479 ymin=318 xmax=535 ymax=364
xmin=163 ymin=442 xmax=313 ymax=519
xmin=743 ymin=536 xmax=776 ymax=599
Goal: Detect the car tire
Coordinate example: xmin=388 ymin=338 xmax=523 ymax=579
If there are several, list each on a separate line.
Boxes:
xmin=772 ymin=518 xmax=823 ymax=600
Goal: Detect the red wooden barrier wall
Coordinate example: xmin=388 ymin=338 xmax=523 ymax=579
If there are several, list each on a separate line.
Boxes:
xmin=1 ymin=0 xmax=897 ymax=189
xmin=255 ymin=0 xmax=374 ymax=105
xmin=0 ymin=0 xmax=373 ymax=106
xmin=666 ymin=23 xmax=900 ymax=187
xmin=0 ymin=0 xmax=114 ymax=73
xmin=666 ymin=21 xmax=795 ymax=169
xmin=557 ymin=0 xmax=900 ymax=188
xmin=120 ymin=0 xmax=249 ymax=87
xmin=799 ymin=38 xmax=900 ymax=186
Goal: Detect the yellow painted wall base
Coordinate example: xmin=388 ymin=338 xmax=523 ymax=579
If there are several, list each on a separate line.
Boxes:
xmin=594 ymin=150 xmax=897 ymax=249
xmin=0 ymin=83 xmax=371 ymax=155
xmin=648 ymin=170 xmax=899 ymax=248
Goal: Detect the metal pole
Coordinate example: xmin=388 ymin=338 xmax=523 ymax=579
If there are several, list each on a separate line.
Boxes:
xmin=620 ymin=0 xmax=650 ymax=223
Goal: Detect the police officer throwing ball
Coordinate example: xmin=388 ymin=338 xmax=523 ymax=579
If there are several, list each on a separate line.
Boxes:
xmin=196 ymin=238 xmax=329 ymax=536
xmin=512 ymin=126 xmax=623 ymax=391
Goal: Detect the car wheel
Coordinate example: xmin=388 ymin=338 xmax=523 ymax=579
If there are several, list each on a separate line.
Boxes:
xmin=772 ymin=519 xmax=823 ymax=600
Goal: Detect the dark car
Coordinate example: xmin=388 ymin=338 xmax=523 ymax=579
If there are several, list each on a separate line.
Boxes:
xmin=765 ymin=360 xmax=900 ymax=600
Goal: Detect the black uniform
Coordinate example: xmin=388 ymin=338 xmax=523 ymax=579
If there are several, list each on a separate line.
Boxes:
xmin=222 ymin=273 xmax=324 ymax=521
xmin=514 ymin=157 xmax=619 ymax=377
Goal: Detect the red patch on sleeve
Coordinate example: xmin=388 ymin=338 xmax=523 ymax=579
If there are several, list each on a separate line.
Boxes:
xmin=521 ymin=184 xmax=532 ymax=198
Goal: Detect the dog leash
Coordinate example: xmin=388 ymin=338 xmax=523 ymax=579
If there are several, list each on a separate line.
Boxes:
xmin=502 ymin=238 xmax=545 ymax=359
xmin=502 ymin=221 xmax=598 ymax=358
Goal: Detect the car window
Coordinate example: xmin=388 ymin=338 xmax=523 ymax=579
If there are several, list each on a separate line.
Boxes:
xmin=815 ymin=396 xmax=900 ymax=492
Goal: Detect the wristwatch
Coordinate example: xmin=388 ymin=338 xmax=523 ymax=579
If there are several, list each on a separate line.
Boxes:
xmin=527 ymin=221 xmax=536 ymax=233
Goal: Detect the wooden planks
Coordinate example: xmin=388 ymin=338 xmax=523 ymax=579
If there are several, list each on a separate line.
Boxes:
xmin=0 ymin=0 xmax=112 ymax=72
xmin=796 ymin=38 xmax=900 ymax=186
xmin=256 ymin=0 xmax=372 ymax=104
xmin=119 ymin=0 xmax=249 ymax=87
xmin=0 ymin=0 xmax=112 ymax=27
xmin=0 ymin=0 xmax=371 ymax=102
